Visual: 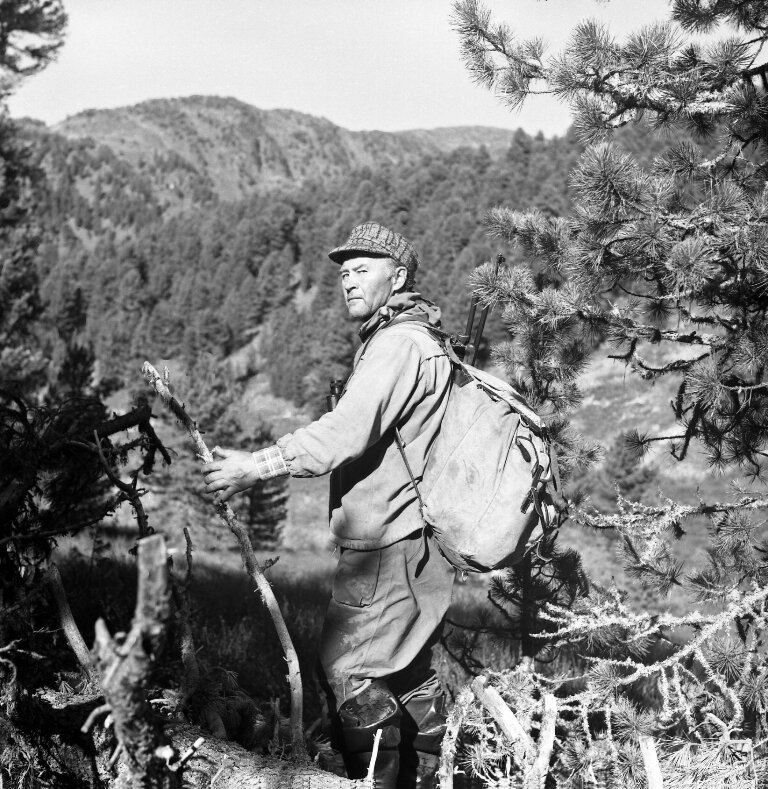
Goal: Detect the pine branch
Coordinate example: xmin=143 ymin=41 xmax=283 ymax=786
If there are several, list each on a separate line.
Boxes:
xmin=551 ymin=585 xmax=768 ymax=690
xmin=608 ymin=347 xmax=711 ymax=379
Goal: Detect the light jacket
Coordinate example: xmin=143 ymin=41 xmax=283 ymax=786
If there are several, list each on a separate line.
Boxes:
xmin=276 ymin=292 xmax=452 ymax=549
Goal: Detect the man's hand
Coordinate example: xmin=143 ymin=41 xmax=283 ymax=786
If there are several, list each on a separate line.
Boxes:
xmin=201 ymin=447 xmax=261 ymax=502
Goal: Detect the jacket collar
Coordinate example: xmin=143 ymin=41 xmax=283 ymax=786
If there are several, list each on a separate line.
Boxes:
xmin=358 ymin=291 xmax=442 ymax=342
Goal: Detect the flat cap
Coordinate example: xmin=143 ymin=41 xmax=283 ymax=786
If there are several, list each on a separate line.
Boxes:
xmin=328 ymin=221 xmax=420 ymax=276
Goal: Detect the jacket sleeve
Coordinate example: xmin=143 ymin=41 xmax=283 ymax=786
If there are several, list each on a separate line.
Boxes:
xmin=276 ymin=333 xmax=428 ymax=477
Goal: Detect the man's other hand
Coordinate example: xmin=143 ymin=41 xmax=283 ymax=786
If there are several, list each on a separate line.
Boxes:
xmin=201 ymin=446 xmax=260 ymax=502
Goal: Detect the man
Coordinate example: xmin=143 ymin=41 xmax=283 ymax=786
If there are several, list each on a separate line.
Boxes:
xmin=202 ymin=222 xmax=456 ymax=789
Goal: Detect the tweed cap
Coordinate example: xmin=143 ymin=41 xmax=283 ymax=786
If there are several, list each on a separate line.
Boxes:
xmin=328 ymin=222 xmax=420 ymax=276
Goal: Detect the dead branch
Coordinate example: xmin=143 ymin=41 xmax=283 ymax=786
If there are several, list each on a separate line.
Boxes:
xmin=92 ymin=429 xmax=150 ymax=539
xmin=95 ymin=402 xmax=152 ymax=438
xmin=93 ymin=533 xmax=179 ymax=789
xmin=170 ymin=527 xmax=200 ymax=711
xmin=523 ymin=694 xmax=557 ymax=789
xmin=45 ymin=563 xmax=100 ymax=686
xmin=471 ymin=676 xmax=534 ymax=762
xmin=142 ymin=361 xmax=307 ymax=760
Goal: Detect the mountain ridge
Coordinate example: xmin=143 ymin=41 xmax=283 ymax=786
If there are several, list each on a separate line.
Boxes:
xmin=49 ymin=95 xmax=523 ymax=201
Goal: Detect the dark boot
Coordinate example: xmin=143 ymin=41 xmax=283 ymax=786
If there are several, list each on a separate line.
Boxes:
xmin=338 ymin=680 xmax=402 ymax=789
xmin=398 ymin=693 xmax=447 ymax=789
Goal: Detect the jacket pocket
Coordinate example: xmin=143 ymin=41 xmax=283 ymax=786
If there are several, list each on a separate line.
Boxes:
xmin=332 ymin=548 xmax=382 ymax=607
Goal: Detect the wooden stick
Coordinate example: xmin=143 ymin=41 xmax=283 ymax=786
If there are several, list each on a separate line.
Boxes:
xmin=142 ymin=361 xmax=307 ymax=759
xmin=639 ymin=735 xmax=664 ymax=789
xmin=366 ymin=729 xmax=383 ymax=782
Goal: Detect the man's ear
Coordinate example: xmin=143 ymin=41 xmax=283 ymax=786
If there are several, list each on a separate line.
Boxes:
xmin=392 ymin=264 xmax=408 ymax=292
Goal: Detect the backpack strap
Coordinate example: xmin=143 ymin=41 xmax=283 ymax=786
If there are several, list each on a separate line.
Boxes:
xmin=393 ymin=427 xmax=428 ymax=525
xmin=381 ymin=317 xmax=463 ymax=364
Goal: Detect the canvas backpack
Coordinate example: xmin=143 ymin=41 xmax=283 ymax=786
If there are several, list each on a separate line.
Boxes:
xmin=393 ymin=322 xmax=562 ymax=573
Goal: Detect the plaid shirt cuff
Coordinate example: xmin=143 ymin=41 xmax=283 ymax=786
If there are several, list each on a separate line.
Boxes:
xmin=252 ymin=445 xmax=289 ymax=480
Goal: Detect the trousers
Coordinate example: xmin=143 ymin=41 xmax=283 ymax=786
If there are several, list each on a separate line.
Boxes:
xmin=318 ymin=530 xmax=457 ymax=708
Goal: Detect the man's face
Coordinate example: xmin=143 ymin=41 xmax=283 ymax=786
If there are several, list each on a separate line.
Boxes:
xmin=339 ymin=255 xmax=405 ymax=320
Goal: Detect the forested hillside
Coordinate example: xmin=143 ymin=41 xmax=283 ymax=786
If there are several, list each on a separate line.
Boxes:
xmin=15 ymin=98 xmax=571 ymax=410
xmin=20 ymin=95 xmax=638 ymax=419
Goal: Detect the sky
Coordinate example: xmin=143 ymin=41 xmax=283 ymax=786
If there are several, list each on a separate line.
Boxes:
xmin=9 ymin=0 xmax=688 ymax=137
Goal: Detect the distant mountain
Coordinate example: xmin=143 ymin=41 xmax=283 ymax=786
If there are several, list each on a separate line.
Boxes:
xmin=51 ymin=96 xmax=519 ymax=202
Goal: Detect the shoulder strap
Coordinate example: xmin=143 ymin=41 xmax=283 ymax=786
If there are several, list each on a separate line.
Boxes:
xmin=381 ymin=316 xmax=461 ymax=361
xmin=359 ymin=314 xmax=452 ymax=361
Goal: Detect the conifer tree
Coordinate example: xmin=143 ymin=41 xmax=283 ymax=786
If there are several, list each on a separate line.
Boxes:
xmin=0 ymin=1 xmax=66 ymax=392
xmin=449 ymin=1 xmax=768 ymax=785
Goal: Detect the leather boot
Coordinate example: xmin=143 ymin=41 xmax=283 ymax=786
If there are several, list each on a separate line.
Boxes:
xmin=338 ymin=681 xmax=402 ymax=789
